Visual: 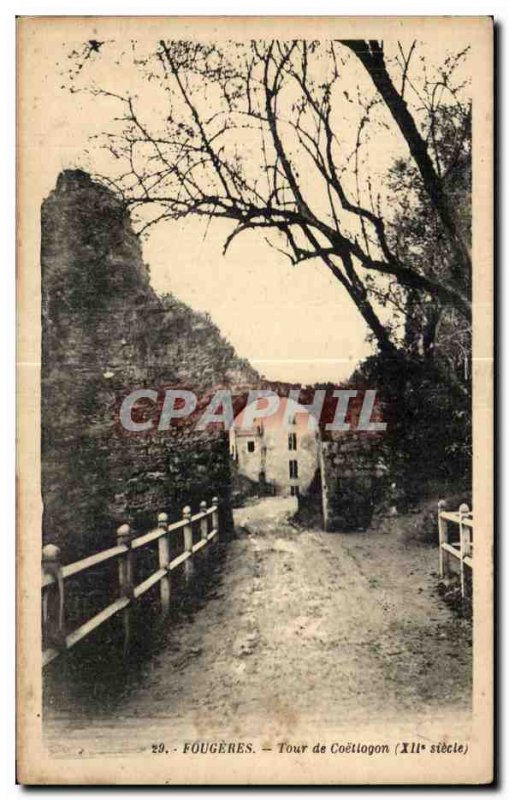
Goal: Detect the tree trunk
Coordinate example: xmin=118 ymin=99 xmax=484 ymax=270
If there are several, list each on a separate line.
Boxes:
xmin=343 ymin=40 xmax=471 ymax=294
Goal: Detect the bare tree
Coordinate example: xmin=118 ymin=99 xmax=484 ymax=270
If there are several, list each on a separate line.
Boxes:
xmin=71 ymin=38 xmax=472 ymax=358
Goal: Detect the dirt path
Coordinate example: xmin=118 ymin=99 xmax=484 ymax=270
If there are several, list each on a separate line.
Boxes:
xmin=46 ymin=497 xmax=472 ymax=757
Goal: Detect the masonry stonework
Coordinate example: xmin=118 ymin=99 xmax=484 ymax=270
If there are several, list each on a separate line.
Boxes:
xmin=318 ymin=434 xmax=386 ymax=531
xmin=41 ymin=170 xmax=257 ymax=560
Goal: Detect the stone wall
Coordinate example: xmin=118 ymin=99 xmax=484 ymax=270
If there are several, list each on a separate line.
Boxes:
xmin=296 ymin=433 xmax=386 ymax=532
xmin=41 ymin=170 xmax=258 ymax=560
xmin=319 ymin=434 xmax=386 ymax=531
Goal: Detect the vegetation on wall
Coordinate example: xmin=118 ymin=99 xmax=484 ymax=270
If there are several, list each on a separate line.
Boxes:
xmin=42 ymin=170 xmax=258 ymax=560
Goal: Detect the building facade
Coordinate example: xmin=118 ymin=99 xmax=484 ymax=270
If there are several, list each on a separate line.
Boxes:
xmin=230 ymin=397 xmax=320 ymax=497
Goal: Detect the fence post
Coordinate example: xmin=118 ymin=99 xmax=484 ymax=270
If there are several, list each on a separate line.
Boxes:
xmin=116 ymin=523 xmax=133 ymax=655
xmin=157 ymin=512 xmax=171 ymax=616
xmin=437 ymin=499 xmax=447 ymax=579
xmin=459 ymin=503 xmax=470 ymax=599
xmin=212 ymin=496 xmax=219 ymax=541
xmin=183 ymin=505 xmax=194 ymax=581
xmin=198 ymin=500 xmax=208 ymax=569
xmin=199 ymin=501 xmax=208 ymax=541
xmin=42 ymin=544 xmax=65 ymax=650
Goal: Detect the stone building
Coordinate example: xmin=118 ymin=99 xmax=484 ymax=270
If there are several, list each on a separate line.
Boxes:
xmin=230 ymin=397 xmax=320 ymax=497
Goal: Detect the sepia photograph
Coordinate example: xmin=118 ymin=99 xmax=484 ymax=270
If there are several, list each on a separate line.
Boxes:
xmin=16 ymin=15 xmax=493 ymax=785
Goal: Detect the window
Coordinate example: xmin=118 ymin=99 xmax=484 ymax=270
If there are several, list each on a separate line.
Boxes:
xmin=289 ymin=459 xmax=298 ymax=479
xmin=290 ymin=485 xmax=300 ymax=497
xmin=288 ymin=432 xmax=297 ymax=451
xmin=247 ymin=441 xmax=255 ymax=453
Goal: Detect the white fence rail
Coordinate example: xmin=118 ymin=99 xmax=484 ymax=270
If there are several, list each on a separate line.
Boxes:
xmin=41 ymin=498 xmax=220 ymax=667
xmin=437 ymin=500 xmax=473 ymax=598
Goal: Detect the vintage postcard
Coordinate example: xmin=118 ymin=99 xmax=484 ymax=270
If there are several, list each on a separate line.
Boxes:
xmin=17 ymin=16 xmax=493 ymax=785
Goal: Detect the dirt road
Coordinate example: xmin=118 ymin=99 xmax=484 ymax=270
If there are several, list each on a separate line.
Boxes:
xmin=46 ymin=497 xmax=472 ymax=756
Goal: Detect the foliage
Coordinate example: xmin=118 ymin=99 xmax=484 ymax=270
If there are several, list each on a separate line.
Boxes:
xmin=352 ymin=351 xmax=471 ymax=499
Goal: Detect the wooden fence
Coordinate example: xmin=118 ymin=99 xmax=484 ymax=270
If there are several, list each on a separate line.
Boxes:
xmin=41 ymin=498 xmax=220 ymax=667
xmin=437 ymin=500 xmax=473 ymax=598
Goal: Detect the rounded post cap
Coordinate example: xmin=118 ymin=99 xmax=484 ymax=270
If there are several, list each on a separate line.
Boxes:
xmin=183 ymin=505 xmax=192 ymax=517
xmin=42 ymin=544 xmax=61 ymax=562
xmin=116 ymin=523 xmax=131 ymax=541
xmin=158 ymin=511 xmax=169 ymax=525
xmin=438 ymin=499 xmax=447 ymax=509
xmin=200 ymin=500 xmax=207 ymax=511
xmin=117 ymin=523 xmax=131 ymax=534
xmin=459 ymin=503 xmax=470 ymax=514
xmin=212 ymin=496 xmax=219 ymax=505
